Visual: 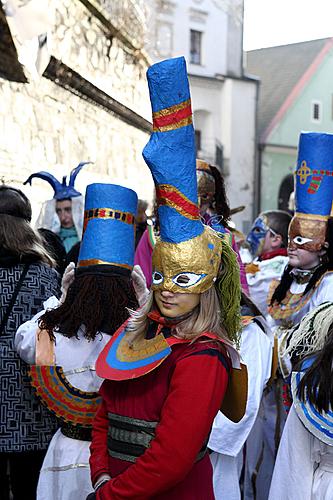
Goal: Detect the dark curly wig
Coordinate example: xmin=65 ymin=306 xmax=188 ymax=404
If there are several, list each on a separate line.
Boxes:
xmin=39 ymin=273 xmax=138 ymax=341
xmin=297 ymin=326 xmax=333 ymax=413
xmin=209 ymin=165 xmax=231 ymax=225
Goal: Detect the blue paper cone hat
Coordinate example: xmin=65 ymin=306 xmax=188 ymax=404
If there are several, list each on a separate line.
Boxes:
xmin=142 ymin=57 xmax=222 ymax=293
xmin=77 ymin=183 xmax=138 ymax=274
xmin=289 ymin=132 xmax=333 ymax=252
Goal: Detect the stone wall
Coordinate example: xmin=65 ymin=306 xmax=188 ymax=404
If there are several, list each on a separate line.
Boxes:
xmin=52 ymin=0 xmax=150 ymax=118
xmin=0 ymin=0 xmax=154 ymax=222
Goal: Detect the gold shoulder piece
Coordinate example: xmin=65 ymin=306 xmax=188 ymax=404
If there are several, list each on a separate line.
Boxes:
xmin=220 ymin=362 xmax=248 ymax=423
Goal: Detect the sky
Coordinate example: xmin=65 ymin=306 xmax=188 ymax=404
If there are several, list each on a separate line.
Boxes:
xmin=243 ymin=0 xmax=333 ymax=51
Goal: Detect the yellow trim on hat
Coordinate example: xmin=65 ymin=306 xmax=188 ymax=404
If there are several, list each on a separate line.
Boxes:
xmin=295 ymin=212 xmax=329 ymax=221
xmin=152 ymin=99 xmax=191 ymax=119
xmin=78 ymin=259 xmax=132 ymax=269
xmin=153 ymin=116 xmax=193 ymax=133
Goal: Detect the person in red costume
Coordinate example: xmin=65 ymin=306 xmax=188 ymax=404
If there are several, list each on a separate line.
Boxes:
xmin=88 ymin=56 xmax=243 ymax=500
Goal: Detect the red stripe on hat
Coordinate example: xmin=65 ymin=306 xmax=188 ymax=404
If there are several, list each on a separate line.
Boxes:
xmin=157 ymin=186 xmax=199 ymax=219
xmin=153 ymin=104 xmax=192 ymax=129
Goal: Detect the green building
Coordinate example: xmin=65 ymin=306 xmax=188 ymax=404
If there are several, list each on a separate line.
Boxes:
xmin=246 ymin=38 xmax=333 ymax=213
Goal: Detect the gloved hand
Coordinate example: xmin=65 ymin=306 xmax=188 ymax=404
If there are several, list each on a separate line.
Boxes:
xmin=131 ymin=264 xmax=150 ymax=306
xmin=60 ymin=262 xmax=75 ymax=303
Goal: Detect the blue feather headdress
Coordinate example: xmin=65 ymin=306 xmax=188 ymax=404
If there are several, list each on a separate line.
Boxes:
xmin=24 ymin=161 xmax=92 ymax=200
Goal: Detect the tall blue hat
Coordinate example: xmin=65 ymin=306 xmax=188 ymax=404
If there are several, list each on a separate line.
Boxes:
xmin=143 ymin=57 xmax=203 ymax=243
xmin=289 ymin=132 xmax=333 ymax=252
xmin=77 ymin=183 xmax=138 ymax=274
xmin=295 ymin=132 xmax=333 ymax=216
xmin=24 ymin=161 xmax=92 ymax=200
xmin=142 ymin=57 xmax=223 ymax=294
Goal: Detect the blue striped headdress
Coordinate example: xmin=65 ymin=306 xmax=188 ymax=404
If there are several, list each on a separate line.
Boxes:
xmin=77 ymin=183 xmax=138 ymax=275
xmin=143 ymin=57 xmax=223 ymax=294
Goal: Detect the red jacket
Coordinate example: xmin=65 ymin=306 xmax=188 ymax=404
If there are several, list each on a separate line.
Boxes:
xmin=90 ymin=334 xmax=230 ymax=499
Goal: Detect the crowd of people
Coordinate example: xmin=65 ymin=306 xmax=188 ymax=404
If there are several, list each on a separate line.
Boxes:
xmin=1 ymin=56 xmax=333 ymax=500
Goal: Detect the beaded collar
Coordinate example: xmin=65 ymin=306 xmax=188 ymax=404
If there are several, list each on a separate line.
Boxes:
xmin=290 ymin=264 xmax=321 ymax=285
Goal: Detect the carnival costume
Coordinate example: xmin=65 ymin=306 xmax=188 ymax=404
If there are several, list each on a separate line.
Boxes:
xmin=245 ymin=211 xmax=291 ymax=319
xmin=209 ymin=302 xmax=273 ymax=500
xmin=196 ymin=158 xmax=249 ymax=293
xmin=89 ymin=56 xmax=243 ymax=500
xmin=253 ymin=132 xmax=333 ymax=499
xmin=15 ymin=183 xmax=138 ymax=500
xmin=24 ymin=162 xmax=91 ymax=251
xmin=269 ymin=303 xmax=333 ymax=500
xmin=268 ymin=132 xmax=333 ymax=329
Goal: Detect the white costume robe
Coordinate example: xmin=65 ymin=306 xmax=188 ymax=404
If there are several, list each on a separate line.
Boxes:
xmin=248 ymin=272 xmax=333 ymax=499
xmin=267 ymin=272 xmax=333 ymax=330
xmin=209 ymin=319 xmax=273 ymax=500
xmin=246 ymin=255 xmax=288 ymax=319
xmin=269 ymin=406 xmax=333 ymax=500
xmin=15 ymin=296 xmax=110 ymax=500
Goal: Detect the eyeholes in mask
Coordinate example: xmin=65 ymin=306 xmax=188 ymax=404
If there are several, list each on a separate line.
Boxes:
xmin=292 ymin=236 xmax=313 ymax=246
xmin=152 ymin=271 xmax=164 ymax=285
xmin=172 ymin=272 xmax=206 ymax=288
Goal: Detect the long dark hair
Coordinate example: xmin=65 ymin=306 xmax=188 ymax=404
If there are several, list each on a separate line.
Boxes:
xmin=297 ymin=325 xmax=333 ymax=413
xmin=270 ymin=217 xmax=333 ymax=305
xmin=209 ymin=166 xmax=231 ymax=225
xmin=0 ymin=185 xmax=54 ymax=266
xmin=39 ymin=273 xmax=138 ymax=340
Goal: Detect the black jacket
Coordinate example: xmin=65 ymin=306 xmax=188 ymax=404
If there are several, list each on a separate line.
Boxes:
xmin=0 ymin=252 xmax=60 ymax=452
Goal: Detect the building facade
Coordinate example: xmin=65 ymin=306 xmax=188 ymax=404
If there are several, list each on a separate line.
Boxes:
xmin=246 ymin=38 xmax=333 ymax=213
xmin=147 ymin=0 xmax=259 ymax=232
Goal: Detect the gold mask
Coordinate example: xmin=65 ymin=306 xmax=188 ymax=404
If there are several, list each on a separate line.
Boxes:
xmin=151 ymin=225 xmax=222 ymax=294
xmin=288 ymin=214 xmax=328 ymax=252
xmin=196 ymin=160 xmax=215 ymax=207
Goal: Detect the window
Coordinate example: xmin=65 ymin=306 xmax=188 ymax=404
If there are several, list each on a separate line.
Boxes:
xmin=195 ymin=129 xmax=201 ymax=153
xmin=311 ymin=100 xmax=322 ymax=122
xmin=190 ymin=30 xmax=202 ymax=65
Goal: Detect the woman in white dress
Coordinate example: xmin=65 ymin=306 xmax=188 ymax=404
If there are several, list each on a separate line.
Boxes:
xmin=269 ymin=302 xmax=333 ymax=500
xmin=15 ymin=182 xmax=138 ymax=500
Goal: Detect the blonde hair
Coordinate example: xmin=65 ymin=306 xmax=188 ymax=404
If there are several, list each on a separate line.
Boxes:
xmin=126 ymin=286 xmax=234 ymax=346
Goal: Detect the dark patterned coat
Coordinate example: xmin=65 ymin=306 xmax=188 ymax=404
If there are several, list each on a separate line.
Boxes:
xmin=0 ymin=261 xmax=60 ymax=453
